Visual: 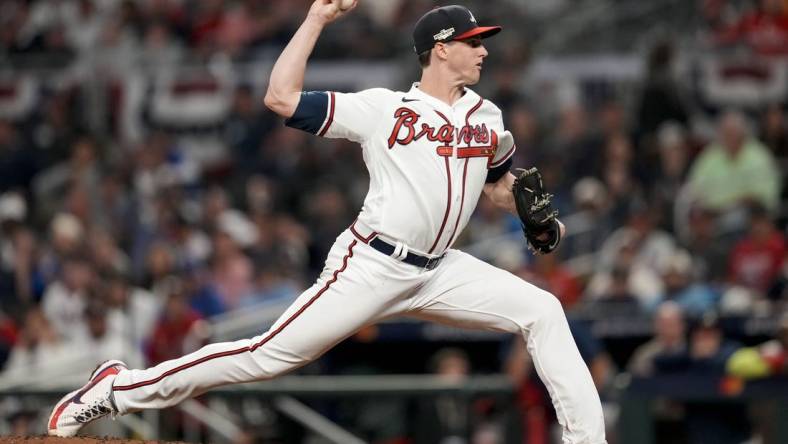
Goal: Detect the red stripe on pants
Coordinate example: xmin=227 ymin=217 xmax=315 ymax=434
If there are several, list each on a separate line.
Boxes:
xmin=113 ymin=240 xmax=358 ymax=392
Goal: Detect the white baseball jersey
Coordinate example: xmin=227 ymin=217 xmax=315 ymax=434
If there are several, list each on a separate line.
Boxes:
xmin=285 ymin=83 xmax=515 ymax=255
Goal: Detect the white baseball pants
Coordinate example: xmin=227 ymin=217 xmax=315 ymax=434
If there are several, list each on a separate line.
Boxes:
xmin=112 ymin=228 xmax=606 ymax=444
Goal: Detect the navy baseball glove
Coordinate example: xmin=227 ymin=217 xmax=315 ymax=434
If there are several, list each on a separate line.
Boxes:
xmin=512 ymin=167 xmax=561 ymax=254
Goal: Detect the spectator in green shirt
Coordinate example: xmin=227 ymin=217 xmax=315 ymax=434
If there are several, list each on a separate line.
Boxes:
xmin=688 ymin=111 xmax=782 ymax=215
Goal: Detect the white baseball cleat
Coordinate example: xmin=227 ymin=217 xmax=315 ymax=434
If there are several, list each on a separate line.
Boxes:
xmin=48 ymin=359 xmax=127 ymax=437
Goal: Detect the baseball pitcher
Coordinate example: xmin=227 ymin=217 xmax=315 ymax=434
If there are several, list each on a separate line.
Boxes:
xmin=49 ymin=2 xmax=606 ymax=443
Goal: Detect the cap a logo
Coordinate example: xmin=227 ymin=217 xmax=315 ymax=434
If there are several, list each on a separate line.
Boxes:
xmin=469 ymin=11 xmax=477 ymax=23
xmin=433 ymin=27 xmax=455 ymax=41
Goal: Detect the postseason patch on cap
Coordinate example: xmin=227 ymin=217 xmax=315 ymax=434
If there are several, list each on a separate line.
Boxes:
xmin=433 ymin=27 xmax=455 ymax=41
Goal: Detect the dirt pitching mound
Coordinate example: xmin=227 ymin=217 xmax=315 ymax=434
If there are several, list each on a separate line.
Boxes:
xmin=0 ymin=438 xmax=186 ymax=444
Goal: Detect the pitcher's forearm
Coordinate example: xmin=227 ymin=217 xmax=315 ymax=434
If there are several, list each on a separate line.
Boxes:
xmin=484 ymin=172 xmax=517 ymax=215
xmin=264 ymin=15 xmax=326 ymax=117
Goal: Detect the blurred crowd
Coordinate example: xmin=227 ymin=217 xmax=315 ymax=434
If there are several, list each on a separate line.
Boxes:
xmin=1 ymin=0 xmax=788 ymax=443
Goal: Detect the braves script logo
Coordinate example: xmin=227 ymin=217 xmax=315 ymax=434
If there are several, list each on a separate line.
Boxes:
xmin=387 ymin=107 xmax=496 ymax=160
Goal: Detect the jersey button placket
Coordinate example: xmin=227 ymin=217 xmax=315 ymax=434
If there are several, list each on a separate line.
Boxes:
xmin=446 ymin=113 xmax=462 ymax=249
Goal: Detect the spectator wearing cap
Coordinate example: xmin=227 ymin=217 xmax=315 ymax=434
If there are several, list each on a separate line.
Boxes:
xmin=687 ymin=110 xmax=781 ymax=222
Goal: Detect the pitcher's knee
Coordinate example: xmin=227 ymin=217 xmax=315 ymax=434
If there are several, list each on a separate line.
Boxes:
xmin=520 ymin=289 xmax=566 ymax=330
xmin=540 ymin=291 xmax=565 ymax=319
xmin=499 ymin=283 xmax=564 ymax=332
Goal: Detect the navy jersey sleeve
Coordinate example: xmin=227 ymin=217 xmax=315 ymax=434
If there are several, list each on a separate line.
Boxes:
xmin=485 ymin=157 xmax=512 ymax=183
xmin=284 ymin=91 xmax=329 ymax=135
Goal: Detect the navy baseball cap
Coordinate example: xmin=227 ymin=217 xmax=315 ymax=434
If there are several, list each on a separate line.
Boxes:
xmin=413 ymin=5 xmax=502 ymax=54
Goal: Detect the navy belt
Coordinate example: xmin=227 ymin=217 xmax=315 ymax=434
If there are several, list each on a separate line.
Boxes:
xmin=368 ymin=237 xmax=445 ymax=270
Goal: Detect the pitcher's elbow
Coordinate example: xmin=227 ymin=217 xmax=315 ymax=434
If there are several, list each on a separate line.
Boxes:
xmin=263 ymin=90 xmax=283 ymax=114
xmin=265 ymin=88 xmax=299 ymax=117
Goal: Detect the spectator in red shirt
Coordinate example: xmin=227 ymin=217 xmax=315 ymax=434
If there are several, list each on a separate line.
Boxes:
xmin=728 ymin=203 xmax=786 ymax=295
xmin=146 ymin=277 xmax=204 ymax=366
